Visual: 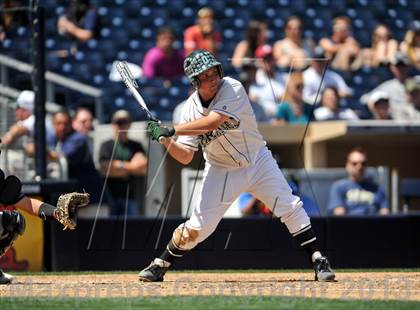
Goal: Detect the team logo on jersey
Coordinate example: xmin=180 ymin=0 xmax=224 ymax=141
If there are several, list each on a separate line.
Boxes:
xmin=199 ymin=118 xmax=240 ymax=148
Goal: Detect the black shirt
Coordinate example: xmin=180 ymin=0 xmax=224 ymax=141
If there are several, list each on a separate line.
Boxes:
xmin=99 ymin=139 xmax=146 ymax=199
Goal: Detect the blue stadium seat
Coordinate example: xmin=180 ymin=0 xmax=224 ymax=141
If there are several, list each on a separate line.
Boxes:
xmin=123 ymin=1 xmax=142 ymax=18
xmin=45 ymin=53 xmax=61 ymax=71
xmin=166 ymin=0 xmax=185 ymax=18
xmin=354 ymin=29 xmax=371 ymax=47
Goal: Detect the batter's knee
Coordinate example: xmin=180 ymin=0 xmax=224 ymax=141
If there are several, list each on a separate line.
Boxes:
xmin=172 ymin=223 xmax=200 ymax=250
xmin=280 ymin=203 xmax=311 ymax=235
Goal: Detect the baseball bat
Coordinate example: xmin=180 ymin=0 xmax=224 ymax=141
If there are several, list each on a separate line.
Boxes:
xmin=115 ymin=61 xmax=166 ymax=143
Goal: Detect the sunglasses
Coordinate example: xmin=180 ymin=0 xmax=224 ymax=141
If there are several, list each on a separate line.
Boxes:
xmin=349 ymin=161 xmax=366 ymax=166
xmin=115 ymin=120 xmax=130 ymax=126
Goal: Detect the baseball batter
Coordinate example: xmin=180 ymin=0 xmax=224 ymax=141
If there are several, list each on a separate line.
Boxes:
xmin=140 ymin=50 xmax=335 ymax=282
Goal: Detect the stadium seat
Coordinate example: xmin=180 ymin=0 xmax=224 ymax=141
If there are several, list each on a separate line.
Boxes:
xmin=399 ymin=178 xmax=420 ymax=212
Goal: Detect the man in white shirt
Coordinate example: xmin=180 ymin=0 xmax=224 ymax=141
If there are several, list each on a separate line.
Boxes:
xmin=360 ymin=52 xmax=413 ymax=116
xmin=1 ymin=90 xmax=53 ymax=147
xmin=303 ymin=47 xmax=352 ymax=105
xmin=138 ymin=50 xmax=335 ymax=282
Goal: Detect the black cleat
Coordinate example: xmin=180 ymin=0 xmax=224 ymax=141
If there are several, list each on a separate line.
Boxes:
xmin=314 ymin=257 xmax=335 ymax=282
xmin=138 ymin=258 xmax=170 ymax=282
xmin=0 ymin=269 xmax=13 ymax=285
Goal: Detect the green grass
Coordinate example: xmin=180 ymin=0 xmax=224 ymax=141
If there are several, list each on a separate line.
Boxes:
xmin=0 ymin=296 xmax=418 ymax=310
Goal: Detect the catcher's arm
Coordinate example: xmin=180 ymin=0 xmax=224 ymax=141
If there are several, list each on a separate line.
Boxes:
xmin=13 ymin=196 xmax=44 ymax=217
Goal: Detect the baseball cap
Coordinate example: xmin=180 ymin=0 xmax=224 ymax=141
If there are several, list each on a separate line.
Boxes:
xmin=15 ymin=90 xmax=34 ymax=112
xmin=255 ymin=44 xmax=273 ymax=59
xmin=111 ymin=109 xmax=131 ymax=124
xmin=405 ymin=76 xmax=420 ymax=93
xmin=390 ymin=52 xmax=409 ymax=66
xmin=310 ymin=46 xmax=326 ymax=59
xmin=369 ymin=91 xmax=389 ymax=104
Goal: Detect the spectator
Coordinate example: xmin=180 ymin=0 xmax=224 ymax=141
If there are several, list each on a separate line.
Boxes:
xmin=57 ymin=0 xmax=99 ymax=42
xmin=367 ymin=91 xmax=393 ymax=120
xmin=184 ymin=7 xmax=221 ymax=56
xmin=142 ymin=27 xmax=185 ymax=81
xmin=303 ymin=46 xmax=352 ymax=104
xmin=275 ymin=71 xmax=312 ymax=125
xmin=248 ymin=45 xmax=285 ymax=119
xmin=238 ymin=64 xmax=270 ymax=123
xmin=363 ymin=24 xmax=398 ymax=68
xmin=394 ymin=76 xmax=420 ymax=121
xmin=319 ymin=16 xmax=360 ymax=71
xmin=400 ymin=21 xmax=420 ymax=69
xmin=328 ymin=147 xmax=389 ymax=216
xmin=1 ymin=90 xmax=54 ymax=148
xmin=0 ymin=0 xmax=28 ymax=41
xmin=99 ymin=110 xmax=147 ymax=216
xmin=72 ymin=107 xmax=94 ymax=153
xmin=72 ymin=107 xmax=93 ymax=135
xmin=231 ymin=20 xmax=268 ymax=69
xmin=360 ymin=52 xmax=412 ymax=117
xmin=314 ymin=87 xmax=359 ymax=121
xmin=47 ymin=111 xmax=102 ymax=203
xmin=273 ymin=16 xmax=315 ymax=70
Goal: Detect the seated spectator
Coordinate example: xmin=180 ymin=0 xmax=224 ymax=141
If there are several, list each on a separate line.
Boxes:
xmin=47 ymin=110 xmax=102 ymax=203
xmin=314 ymin=87 xmax=359 ymax=121
xmin=72 ymin=107 xmax=93 ymax=135
xmin=394 ymin=76 xmax=420 ymax=121
xmin=99 ymin=110 xmax=147 ymax=216
xmin=275 ymin=71 xmax=312 ymax=125
xmin=303 ymin=46 xmax=352 ymax=104
xmin=57 ymin=0 xmax=99 ymax=42
xmin=319 ymin=16 xmax=360 ymax=71
xmin=1 ymin=90 xmax=54 ymax=148
xmin=231 ymin=20 xmax=268 ymax=69
xmin=363 ymin=24 xmax=398 ymax=68
xmin=142 ymin=27 xmax=185 ymax=82
xmin=0 ymin=0 xmax=28 ymax=41
xmin=367 ymin=91 xmax=393 ymax=120
xmin=238 ymin=64 xmax=270 ymax=123
xmin=71 ymin=107 xmax=94 ymax=152
xmin=273 ymin=16 xmax=315 ymax=70
xmin=328 ymin=147 xmax=389 ymax=216
xmin=184 ymin=7 xmax=221 ymax=56
xmin=360 ymin=52 xmax=413 ymax=118
xmin=400 ymin=21 xmax=420 ymax=69
xmin=248 ymin=45 xmax=285 ymax=119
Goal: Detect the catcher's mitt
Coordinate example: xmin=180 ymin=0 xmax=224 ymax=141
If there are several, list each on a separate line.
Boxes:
xmin=54 ymin=192 xmax=90 ymax=230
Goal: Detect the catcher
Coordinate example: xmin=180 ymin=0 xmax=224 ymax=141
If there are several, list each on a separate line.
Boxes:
xmin=0 ymin=165 xmax=89 ymax=284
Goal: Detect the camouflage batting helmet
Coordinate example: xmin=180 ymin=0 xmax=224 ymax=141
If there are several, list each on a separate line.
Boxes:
xmin=184 ymin=50 xmax=223 ymax=88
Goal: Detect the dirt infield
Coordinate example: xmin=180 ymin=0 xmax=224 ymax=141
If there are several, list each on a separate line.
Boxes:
xmin=1 ymin=271 xmax=419 ymax=301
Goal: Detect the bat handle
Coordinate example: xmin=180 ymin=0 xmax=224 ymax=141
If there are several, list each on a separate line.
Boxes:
xmin=158 ymin=136 xmax=166 ymax=144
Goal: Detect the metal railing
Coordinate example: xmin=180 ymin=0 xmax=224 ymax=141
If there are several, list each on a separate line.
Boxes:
xmin=0 ymin=53 xmax=103 ymax=121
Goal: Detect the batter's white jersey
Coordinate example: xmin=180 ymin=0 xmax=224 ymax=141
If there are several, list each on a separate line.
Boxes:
xmin=177 ymin=77 xmax=266 ymax=169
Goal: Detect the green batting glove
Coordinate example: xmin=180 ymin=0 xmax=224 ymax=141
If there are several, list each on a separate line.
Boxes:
xmin=147 ymin=121 xmax=175 ymax=141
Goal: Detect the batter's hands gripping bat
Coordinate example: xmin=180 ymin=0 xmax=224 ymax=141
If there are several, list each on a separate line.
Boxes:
xmin=115 ymin=61 xmax=166 ymax=143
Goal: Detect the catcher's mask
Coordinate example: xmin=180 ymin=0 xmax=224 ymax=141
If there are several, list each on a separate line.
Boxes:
xmin=184 ymin=50 xmax=223 ymax=89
